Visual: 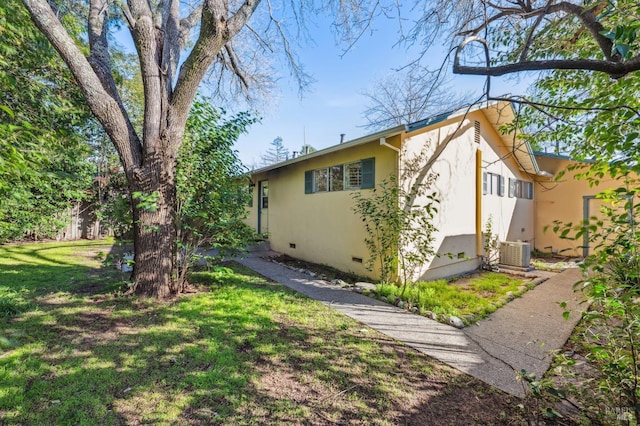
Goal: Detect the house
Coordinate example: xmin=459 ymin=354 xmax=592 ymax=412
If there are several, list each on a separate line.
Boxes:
xmin=245 ymin=101 xmax=546 ymax=281
xmin=533 ymin=152 xmax=635 ymax=257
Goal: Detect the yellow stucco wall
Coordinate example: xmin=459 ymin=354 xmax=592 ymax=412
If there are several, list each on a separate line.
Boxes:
xmin=534 ymin=154 xmax=628 ymax=257
xmin=244 ymin=105 xmax=537 ymax=282
xmin=245 ymin=137 xmax=400 ymax=279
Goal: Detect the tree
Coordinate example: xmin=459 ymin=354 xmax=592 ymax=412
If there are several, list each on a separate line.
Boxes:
xmin=361 ymin=63 xmax=470 ymax=131
xmin=444 ymin=1 xmax=640 ymax=419
xmin=176 ymin=98 xmax=257 ymax=287
xmin=261 ymin=136 xmax=289 ymax=165
xmin=19 ymin=0 xmax=313 ymax=297
xmin=451 ymin=0 xmax=640 ymax=78
xmin=1 ymin=0 xmax=96 ymax=242
xmin=298 ymin=144 xmax=316 ymax=156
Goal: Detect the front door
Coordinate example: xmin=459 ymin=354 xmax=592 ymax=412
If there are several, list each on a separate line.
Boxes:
xmin=258 ymin=180 xmax=269 ymax=235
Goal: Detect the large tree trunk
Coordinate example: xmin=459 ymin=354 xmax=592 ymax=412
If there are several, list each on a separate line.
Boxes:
xmin=129 ymin=147 xmax=180 ymax=298
xmin=131 ymin=187 xmax=177 ymax=298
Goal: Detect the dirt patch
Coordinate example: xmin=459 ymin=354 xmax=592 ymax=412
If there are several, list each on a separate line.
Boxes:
xmin=271 ymin=254 xmax=367 ymax=284
xmin=244 ymin=332 xmax=528 ymax=425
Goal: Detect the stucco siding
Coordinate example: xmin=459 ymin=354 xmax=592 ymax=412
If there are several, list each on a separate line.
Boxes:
xmin=399 ymin=110 xmax=534 ymax=281
xmin=534 ymin=155 xmax=628 ymax=257
xmin=246 ymin=138 xmax=399 ymax=279
xmin=244 ymin=103 xmax=537 ymax=283
xmin=477 ymin=112 xmax=535 ymax=246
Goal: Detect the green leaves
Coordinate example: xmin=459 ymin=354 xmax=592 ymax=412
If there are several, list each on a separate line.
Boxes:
xmin=600 ymin=20 xmax=640 ymax=59
xmin=351 ymin=167 xmax=440 ymax=287
xmin=175 ymin=97 xmax=258 ymax=284
xmin=0 ymin=0 xmax=97 ymax=242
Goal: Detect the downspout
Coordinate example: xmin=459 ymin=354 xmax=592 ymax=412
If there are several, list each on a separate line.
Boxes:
xmin=380 ymin=136 xmax=402 ymax=283
xmin=476 ymin=149 xmax=483 ymax=258
xmin=380 ymin=137 xmax=400 ymax=153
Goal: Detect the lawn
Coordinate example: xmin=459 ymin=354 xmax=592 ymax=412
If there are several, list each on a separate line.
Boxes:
xmin=376 ymin=272 xmax=532 ymax=325
xmin=0 ymin=241 xmax=526 ymax=425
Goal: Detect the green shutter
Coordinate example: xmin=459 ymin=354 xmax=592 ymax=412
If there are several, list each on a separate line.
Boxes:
xmin=361 ymin=158 xmax=375 ymax=189
xmin=305 ymin=170 xmax=313 ymax=194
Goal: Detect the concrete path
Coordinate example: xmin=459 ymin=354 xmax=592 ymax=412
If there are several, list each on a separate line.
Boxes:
xmin=236 ymin=252 xmax=585 ymax=397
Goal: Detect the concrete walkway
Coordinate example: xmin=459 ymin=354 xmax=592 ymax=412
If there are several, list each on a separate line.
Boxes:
xmin=236 ymin=252 xmax=585 ymax=397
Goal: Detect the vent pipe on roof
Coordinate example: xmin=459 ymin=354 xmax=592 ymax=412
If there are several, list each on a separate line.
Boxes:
xmin=340 ymin=133 xmax=345 ymax=144
xmin=292 ymin=151 xmax=298 ymax=158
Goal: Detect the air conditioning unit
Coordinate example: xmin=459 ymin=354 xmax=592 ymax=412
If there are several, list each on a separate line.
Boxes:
xmin=499 ymin=241 xmax=531 ymax=268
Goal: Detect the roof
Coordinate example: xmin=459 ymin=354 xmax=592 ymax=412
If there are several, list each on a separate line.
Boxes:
xmin=480 ymin=101 xmax=541 ymax=176
xmin=251 ymin=101 xmax=543 ymax=176
xmin=250 ymin=125 xmax=405 ymax=174
xmin=533 ymin=151 xmax=592 ymax=162
xmin=404 ymin=100 xmax=542 ymax=176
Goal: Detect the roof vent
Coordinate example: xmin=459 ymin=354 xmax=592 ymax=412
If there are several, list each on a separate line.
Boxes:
xmin=340 ymin=133 xmax=345 ymax=144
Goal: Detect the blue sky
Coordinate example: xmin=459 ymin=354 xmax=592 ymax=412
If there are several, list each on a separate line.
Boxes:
xmin=233 ymin=15 xmax=531 ymax=167
xmin=115 ymin=10 xmax=531 ymax=167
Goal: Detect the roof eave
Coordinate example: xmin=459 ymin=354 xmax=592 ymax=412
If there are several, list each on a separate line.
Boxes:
xmin=250 ymin=125 xmax=406 ymax=174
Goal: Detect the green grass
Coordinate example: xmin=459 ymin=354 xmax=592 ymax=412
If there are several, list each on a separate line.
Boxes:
xmin=377 ymin=272 xmax=530 ymax=324
xmin=0 ymin=240 xmax=522 ymax=425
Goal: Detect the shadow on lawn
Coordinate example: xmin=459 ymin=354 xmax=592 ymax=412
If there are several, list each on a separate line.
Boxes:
xmin=0 ymin=246 xmax=523 ymax=425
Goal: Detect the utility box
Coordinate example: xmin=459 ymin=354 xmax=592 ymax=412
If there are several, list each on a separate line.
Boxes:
xmin=499 ymin=241 xmax=531 ymax=268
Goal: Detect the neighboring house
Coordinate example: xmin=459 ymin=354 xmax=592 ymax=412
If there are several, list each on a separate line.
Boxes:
xmin=245 ymin=101 xmax=545 ymax=281
xmin=533 ymin=152 xmax=634 ymax=257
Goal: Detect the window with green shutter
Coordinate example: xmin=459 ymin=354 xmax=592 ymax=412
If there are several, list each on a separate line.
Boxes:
xmin=304 ymin=157 xmax=375 ymax=193
xmin=304 ymin=170 xmax=313 ymax=194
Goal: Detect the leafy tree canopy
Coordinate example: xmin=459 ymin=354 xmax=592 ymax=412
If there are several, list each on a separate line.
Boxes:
xmin=0 ymin=0 xmax=96 ymax=241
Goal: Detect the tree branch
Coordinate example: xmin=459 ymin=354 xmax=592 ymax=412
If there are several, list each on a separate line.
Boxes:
xmin=172 ymin=0 xmax=261 ymax=129
xmin=179 ymin=4 xmax=202 ymax=48
xmin=224 ymin=44 xmax=250 ymax=89
xmin=21 ymin=0 xmax=142 ymax=173
xmin=227 ymin=0 xmax=261 ymax=36
xmin=88 ymin=0 xmax=134 ymax=119
xmin=457 ymin=0 xmax=624 ymax=76
xmin=455 ymin=52 xmax=640 ymax=78
xmin=126 ymin=0 xmax=169 ymax=160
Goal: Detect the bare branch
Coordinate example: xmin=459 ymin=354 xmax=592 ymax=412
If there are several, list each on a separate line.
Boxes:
xmin=227 ymin=0 xmax=262 ymax=35
xmin=455 ymin=45 xmax=640 ymax=78
xmin=224 ymin=44 xmax=250 ymax=89
xmin=88 ymin=0 xmax=121 ymax=100
xmin=179 ymin=4 xmax=202 ymax=47
xmin=518 ymin=0 xmax=549 ymax=62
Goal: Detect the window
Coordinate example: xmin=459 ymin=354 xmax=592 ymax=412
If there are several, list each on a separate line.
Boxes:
xmin=508 ymin=178 xmax=533 ymax=199
xmin=483 ymin=172 xmax=505 ymax=196
xmin=248 ymin=185 xmax=254 ymax=207
xmin=313 ymin=168 xmax=328 ymax=192
xmin=305 ymin=158 xmax=374 ymax=194
xmin=345 ymin=162 xmax=362 ymax=189
xmin=330 ymin=165 xmax=344 ymax=191
xmin=260 ymin=183 xmax=269 ymax=208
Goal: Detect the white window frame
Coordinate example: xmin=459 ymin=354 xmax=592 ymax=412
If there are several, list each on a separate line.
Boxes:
xmin=344 ymin=162 xmax=362 ymax=190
